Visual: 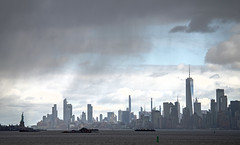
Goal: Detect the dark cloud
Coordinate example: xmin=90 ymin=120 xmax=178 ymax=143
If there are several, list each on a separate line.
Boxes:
xmin=209 ymin=74 xmax=220 ymax=79
xmin=170 ymin=1 xmax=240 ymax=33
xmin=1 ymin=0 xmax=240 ymax=77
xmin=205 ymin=33 xmax=240 ymax=69
xmin=169 ymin=26 xmax=188 ymax=33
xmin=170 ymin=19 xmax=217 ymax=33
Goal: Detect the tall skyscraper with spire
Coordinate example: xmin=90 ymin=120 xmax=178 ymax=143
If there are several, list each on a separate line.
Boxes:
xmin=186 ymin=65 xmax=193 ymax=116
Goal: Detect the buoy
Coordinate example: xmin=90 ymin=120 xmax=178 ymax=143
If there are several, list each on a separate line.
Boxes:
xmin=156 ymin=136 xmax=159 ymax=143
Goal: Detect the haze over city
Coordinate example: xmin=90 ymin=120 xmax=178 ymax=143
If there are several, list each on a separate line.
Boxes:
xmin=0 ymin=0 xmax=240 ymax=126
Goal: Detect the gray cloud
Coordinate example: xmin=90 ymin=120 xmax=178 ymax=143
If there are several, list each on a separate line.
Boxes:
xmin=170 ymin=1 xmax=240 ymax=33
xmin=209 ymin=74 xmax=220 ymax=79
xmin=169 ymin=26 xmax=188 ymax=33
xmin=205 ymin=33 xmax=240 ymax=69
xmin=149 ymin=72 xmax=168 ymax=78
xmin=1 ymin=0 xmax=240 ymax=77
xmin=170 ymin=19 xmax=217 ymax=33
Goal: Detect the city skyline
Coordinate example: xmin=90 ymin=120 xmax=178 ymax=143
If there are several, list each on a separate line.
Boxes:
xmin=32 ymin=87 xmax=238 ymax=130
xmin=0 ymin=1 xmax=240 ymax=125
xmin=0 ymin=65 xmax=239 ymax=126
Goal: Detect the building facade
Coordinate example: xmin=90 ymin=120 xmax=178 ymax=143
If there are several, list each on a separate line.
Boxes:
xmin=216 ymin=89 xmax=224 ymax=112
xmin=87 ymin=104 xmax=93 ymax=123
xmin=186 ymin=76 xmax=193 ymax=116
xmin=194 ymin=98 xmax=202 ymax=117
xmin=63 ymin=99 xmax=72 ymax=127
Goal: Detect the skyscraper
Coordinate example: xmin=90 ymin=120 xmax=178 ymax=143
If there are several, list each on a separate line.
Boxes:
xmin=163 ymin=102 xmax=173 ymax=118
xmin=107 ymin=112 xmax=116 ymax=122
xmin=186 ymin=65 xmax=193 ymax=116
xmin=216 ymin=89 xmax=224 ymax=112
xmin=51 ymin=104 xmax=58 ymax=128
xmin=220 ymin=95 xmax=227 ymax=112
xmin=100 ymin=114 xmax=103 ymax=122
xmin=63 ymin=99 xmax=67 ymax=122
xmin=175 ymin=98 xmax=180 ymax=122
xmin=151 ymin=98 xmax=153 ymax=111
xmin=81 ymin=112 xmax=86 ymax=123
xmin=151 ymin=110 xmax=161 ymax=129
xmin=52 ymin=104 xmax=57 ymax=119
xmin=194 ymin=98 xmax=202 ymax=117
xmin=87 ymin=104 xmax=93 ymax=123
xmin=129 ymin=95 xmax=131 ymax=113
xmin=118 ymin=110 xmax=122 ymax=122
xmin=210 ymin=99 xmax=217 ymax=128
xmin=121 ymin=110 xmax=130 ymax=125
xmin=63 ymin=99 xmax=72 ymax=127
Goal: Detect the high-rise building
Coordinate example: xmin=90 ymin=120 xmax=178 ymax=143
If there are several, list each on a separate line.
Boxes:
xmin=163 ymin=102 xmax=173 ymax=118
xmin=186 ymin=65 xmax=193 ymax=116
xmin=170 ymin=105 xmax=179 ymax=128
xmin=230 ymin=101 xmax=240 ymax=129
xmin=100 ymin=114 xmax=103 ymax=122
xmin=151 ymin=98 xmax=153 ymax=111
xmin=51 ymin=104 xmax=58 ymax=128
xmin=67 ymin=104 xmax=72 ymax=118
xmin=220 ymin=95 xmax=227 ymax=112
xmin=216 ymin=89 xmax=224 ymax=112
xmin=63 ymin=99 xmax=72 ymax=127
xmin=72 ymin=115 xmax=75 ymax=122
xmin=96 ymin=117 xmax=98 ymax=122
xmin=63 ymin=99 xmax=67 ymax=123
xmin=52 ymin=104 xmax=57 ymax=119
xmin=107 ymin=112 xmax=115 ymax=122
xmin=210 ymin=99 xmax=217 ymax=128
xmin=129 ymin=95 xmax=131 ymax=113
xmin=194 ymin=98 xmax=202 ymax=117
xmin=81 ymin=112 xmax=86 ymax=123
xmin=118 ymin=110 xmax=122 ymax=122
xmin=87 ymin=104 xmax=93 ymax=123
xmin=121 ymin=111 xmax=130 ymax=125
xmin=151 ymin=110 xmax=161 ymax=129
xmin=175 ymin=99 xmax=180 ymax=122
xmin=230 ymin=101 xmax=240 ymax=118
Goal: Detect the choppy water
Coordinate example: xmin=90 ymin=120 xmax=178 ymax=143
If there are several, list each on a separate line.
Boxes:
xmin=0 ymin=130 xmax=240 ymax=145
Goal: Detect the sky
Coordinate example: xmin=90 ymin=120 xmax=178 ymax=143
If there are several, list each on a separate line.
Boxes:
xmin=0 ymin=0 xmax=240 ymax=126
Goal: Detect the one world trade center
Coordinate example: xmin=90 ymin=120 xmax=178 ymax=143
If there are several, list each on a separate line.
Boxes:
xmin=186 ymin=65 xmax=193 ymax=116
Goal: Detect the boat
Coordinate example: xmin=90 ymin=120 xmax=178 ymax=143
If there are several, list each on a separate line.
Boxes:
xmin=134 ymin=129 xmax=156 ymax=131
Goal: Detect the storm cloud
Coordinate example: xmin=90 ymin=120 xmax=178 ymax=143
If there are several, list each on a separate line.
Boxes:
xmin=1 ymin=0 xmax=240 ymax=77
xmin=205 ymin=32 xmax=240 ymax=69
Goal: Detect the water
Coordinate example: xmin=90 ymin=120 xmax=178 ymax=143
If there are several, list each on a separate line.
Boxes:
xmin=0 ymin=130 xmax=240 ymax=145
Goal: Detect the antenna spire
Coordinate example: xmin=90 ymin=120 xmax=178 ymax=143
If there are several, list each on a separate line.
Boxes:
xmin=189 ymin=64 xmax=190 ymax=78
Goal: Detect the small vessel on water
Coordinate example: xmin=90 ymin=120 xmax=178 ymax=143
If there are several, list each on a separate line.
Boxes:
xmin=134 ymin=129 xmax=156 ymax=131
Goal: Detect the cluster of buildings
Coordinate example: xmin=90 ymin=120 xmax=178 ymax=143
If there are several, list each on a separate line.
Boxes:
xmin=34 ymin=67 xmax=240 ymax=130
